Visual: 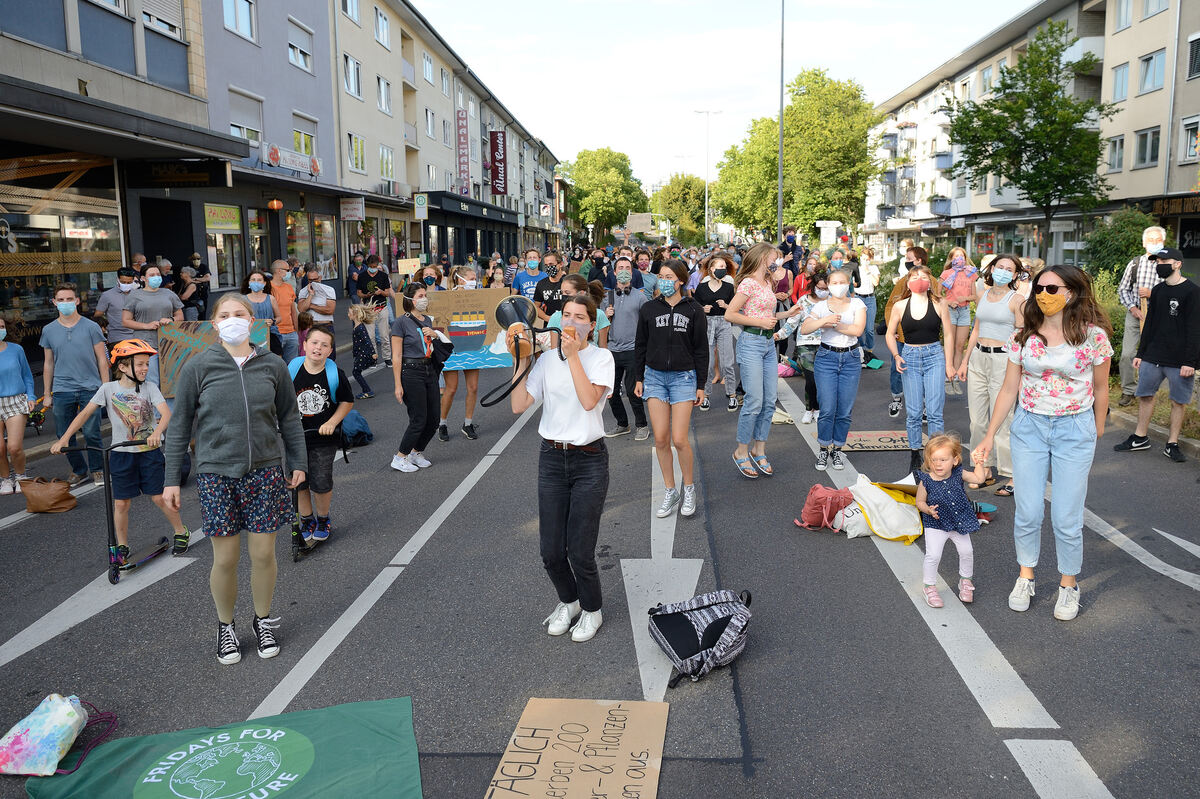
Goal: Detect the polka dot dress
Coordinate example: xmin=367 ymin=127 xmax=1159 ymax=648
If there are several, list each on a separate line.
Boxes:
xmin=916 ymin=464 xmax=980 ymax=534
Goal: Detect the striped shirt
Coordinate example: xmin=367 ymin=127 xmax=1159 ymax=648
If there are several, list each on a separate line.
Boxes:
xmin=1117 ymin=254 xmax=1162 ymax=310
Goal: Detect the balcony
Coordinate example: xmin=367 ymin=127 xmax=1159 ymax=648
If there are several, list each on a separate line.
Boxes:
xmin=401 ymin=58 xmax=417 ymax=89
xmin=403 ymin=122 xmax=419 ymax=151
xmin=881 ymin=133 xmax=897 ymax=152
xmin=880 ymin=169 xmax=896 ymax=186
xmin=877 ymin=205 xmax=896 ymax=221
xmin=990 ymin=182 xmax=1022 ymax=210
xmin=1064 ymin=36 xmax=1104 ymax=75
xmin=877 ymin=185 xmax=897 ymax=206
xmin=934 ymin=151 xmax=954 ymax=171
xmin=928 ymin=108 xmax=951 ymax=128
xmin=929 ymin=197 xmax=952 ymax=216
xmin=899 ymin=164 xmax=915 ymax=180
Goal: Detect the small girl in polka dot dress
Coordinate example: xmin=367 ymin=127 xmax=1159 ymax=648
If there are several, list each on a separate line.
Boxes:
xmin=914 ymin=433 xmax=989 ymax=608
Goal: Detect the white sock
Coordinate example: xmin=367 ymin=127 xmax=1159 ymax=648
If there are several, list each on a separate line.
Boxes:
xmin=439 ymin=418 xmax=447 ymax=426
xmin=464 ymin=417 xmax=473 ymax=426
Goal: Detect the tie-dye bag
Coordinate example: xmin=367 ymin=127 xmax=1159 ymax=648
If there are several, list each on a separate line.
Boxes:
xmin=0 ymin=694 xmax=114 ymax=776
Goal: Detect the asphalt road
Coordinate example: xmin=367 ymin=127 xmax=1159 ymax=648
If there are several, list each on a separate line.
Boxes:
xmin=0 ymin=347 xmax=1196 ymax=798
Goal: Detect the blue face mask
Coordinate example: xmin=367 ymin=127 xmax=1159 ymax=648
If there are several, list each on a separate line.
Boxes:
xmin=526 ymin=259 xmax=540 ymax=271
xmin=423 ymin=275 xmax=436 ymax=286
xmin=830 ymin=259 xmax=843 ymax=269
xmin=786 ymin=235 xmax=796 ymax=244
xmin=147 ymin=275 xmax=163 ymax=289
xmin=657 ymin=278 xmax=677 ymax=298
xmin=991 ymin=268 xmax=1014 ymax=286
xmin=56 ymin=301 xmax=77 ymax=316
xmin=0 ymin=329 xmax=7 ymax=342
xmin=248 ymin=280 xmax=265 ymax=292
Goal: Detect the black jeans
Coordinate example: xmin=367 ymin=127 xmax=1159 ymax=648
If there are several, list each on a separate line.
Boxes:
xmin=608 ymin=350 xmax=646 ymax=428
xmin=400 ymin=364 xmax=440 ymax=453
xmin=538 ymin=440 xmax=609 ymax=612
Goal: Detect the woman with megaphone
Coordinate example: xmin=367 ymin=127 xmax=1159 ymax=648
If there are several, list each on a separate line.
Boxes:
xmin=508 ymin=293 xmax=614 ymax=643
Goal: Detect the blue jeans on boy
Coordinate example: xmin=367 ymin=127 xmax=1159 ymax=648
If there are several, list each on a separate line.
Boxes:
xmin=857 ymin=294 xmax=877 ymax=353
xmin=53 ymin=389 xmax=102 ymax=475
xmin=889 ymin=342 xmax=904 ymax=396
xmin=735 ymin=332 xmax=777 ymax=444
xmin=900 ymin=343 xmax=946 ymax=449
xmin=1010 ymin=407 xmax=1096 ymax=576
xmin=814 ymin=346 xmax=861 ymax=447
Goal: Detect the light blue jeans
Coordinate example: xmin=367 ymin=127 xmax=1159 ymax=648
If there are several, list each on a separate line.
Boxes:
xmin=735 ymin=332 xmax=776 ymax=444
xmin=1010 ymin=407 xmax=1097 ymax=576
xmin=278 ymin=331 xmax=299 ymax=363
xmin=900 ymin=342 xmax=946 ymax=449
xmin=814 ymin=345 xmax=861 ymax=447
xmin=857 ymin=293 xmax=877 ymax=352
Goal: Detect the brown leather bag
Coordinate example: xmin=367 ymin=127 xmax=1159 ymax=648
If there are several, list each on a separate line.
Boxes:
xmin=20 ymin=478 xmax=77 ymax=513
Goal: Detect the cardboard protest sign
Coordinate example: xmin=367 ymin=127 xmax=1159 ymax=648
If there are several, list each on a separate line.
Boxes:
xmin=487 ymin=698 xmax=668 ymax=799
xmin=810 ymin=430 xmax=927 ymax=451
xmin=156 ymin=320 xmax=270 ymax=398
xmin=424 ymin=287 xmax=514 ymax=371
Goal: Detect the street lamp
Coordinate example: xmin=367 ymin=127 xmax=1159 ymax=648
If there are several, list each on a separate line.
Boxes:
xmin=777 ymin=0 xmax=785 ymax=242
xmin=694 ymin=110 xmax=721 ymax=242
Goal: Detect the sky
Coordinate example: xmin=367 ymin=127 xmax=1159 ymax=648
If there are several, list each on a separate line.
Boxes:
xmin=416 ymin=0 xmax=1037 ymax=192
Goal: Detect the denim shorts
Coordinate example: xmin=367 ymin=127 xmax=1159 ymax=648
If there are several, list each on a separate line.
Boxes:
xmin=948 ymin=304 xmax=973 ymax=327
xmin=643 ymin=367 xmax=696 ymax=404
xmin=1136 ymin=361 xmax=1196 ymax=405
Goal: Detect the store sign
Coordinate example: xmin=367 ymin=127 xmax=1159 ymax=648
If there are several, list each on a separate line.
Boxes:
xmin=540 ymin=202 xmax=551 ymax=217
xmin=489 ymin=131 xmax=506 ymax=195
xmin=456 ymin=109 xmax=470 ymax=196
xmin=65 ymin=228 xmax=94 ymax=239
xmin=951 ymin=217 xmax=966 ymax=229
xmin=414 ymin=193 xmax=428 ymax=221
xmin=204 ymin=204 xmax=241 ymax=232
xmin=264 ymin=143 xmax=322 ymax=177
xmin=125 ymin=159 xmax=232 ymax=189
xmin=1150 ymin=194 xmax=1200 ymax=216
xmin=340 ymin=197 xmax=365 ymax=221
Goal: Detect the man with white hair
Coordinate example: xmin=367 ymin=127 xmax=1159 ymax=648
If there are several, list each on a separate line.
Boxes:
xmin=1116 ymin=226 xmax=1167 ymax=405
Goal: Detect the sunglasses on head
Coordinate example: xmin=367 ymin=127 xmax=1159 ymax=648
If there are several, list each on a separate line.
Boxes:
xmin=1033 ymin=283 xmax=1066 ymax=295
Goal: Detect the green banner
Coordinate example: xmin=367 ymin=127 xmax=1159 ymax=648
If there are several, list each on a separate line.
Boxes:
xmin=26 ymin=698 xmax=422 ymax=799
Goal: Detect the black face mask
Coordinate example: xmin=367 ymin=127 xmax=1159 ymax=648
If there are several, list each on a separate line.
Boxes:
xmin=715 ymin=269 xmax=727 ymax=279
xmin=545 ymin=263 xmax=559 ymax=277
xmin=1156 ymin=262 xmax=1175 ymax=279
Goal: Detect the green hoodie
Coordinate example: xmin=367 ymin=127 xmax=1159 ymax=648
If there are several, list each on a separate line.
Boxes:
xmin=164 ymin=345 xmax=306 ymax=486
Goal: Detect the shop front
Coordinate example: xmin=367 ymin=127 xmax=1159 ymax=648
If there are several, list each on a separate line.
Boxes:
xmin=420 ymin=192 xmax=518 ymax=266
xmin=340 ymin=196 xmax=416 ymax=272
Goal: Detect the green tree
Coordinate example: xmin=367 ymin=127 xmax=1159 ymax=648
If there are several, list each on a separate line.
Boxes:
xmin=947 ymin=20 xmax=1117 ymax=258
xmin=711 ymin=117 xmax=779 ymax=235
xmin=651 ymin=173 xmax=707 ymax=245
xmin=559 ymin=148 xmax=648 ymax=239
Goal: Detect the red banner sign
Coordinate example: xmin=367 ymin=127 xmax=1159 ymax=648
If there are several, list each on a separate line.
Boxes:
xmin=456 ymin=109 xmax=470 ymax=196
xmin=489 ymin=130 xmax=506 ymax=195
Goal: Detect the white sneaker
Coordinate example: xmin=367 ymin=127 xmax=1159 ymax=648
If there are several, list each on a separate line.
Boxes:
xmin=390 ymin=454 xmax=419 ymax=473
xmin=0 ymin=478 xmax=12 ymax=496
xmin=656 ymin=487 xmax=680 ymax=518
xmin=12 ymin=474 xmax=25 ymax=494
xmin=801 ymin=410 xmax=815 ymax=424
xmin=1053 ymin=585 xmax=1080 ymax=621
xmin=409 ymin=451 xmax=432 ymax=468
xmin=1008 ymin=577 xmax=1035 ymax=612
xmin=543 ymin=600 xmax=580 ymax=636
xmin=570 ymin=609 xmax=603 ymax=642
xmin=680 ymin=485 xmax=697 ymax=517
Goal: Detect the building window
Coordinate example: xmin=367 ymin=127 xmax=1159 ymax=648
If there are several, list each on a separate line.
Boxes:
xmin=341 ymin=0 xmax=358 ymax=22
xmin=377 ymin=76 xmax=391 ymax=114
xmin=380 ymin=145 xmax=395 ymax=180
xmin=426 ymin=164 xmax=436 ymax=188
xmin=143 ymin=4 xmax=183 ymax=39
xmin=997 ymin=57 xmax=1006 ymax=73
xmin=468 ymin=98 xmax=476 ymax=118
xmin=445 ymin=170 xmax=454 ymax=192
xmin=1107 ymin=136 xmax=1124 ymax=171
xmin=228 ymin=91 xmax=261 ymax=147
xmin=343 ymin=54 xmax=362 ymax=98
xmin=1134 ymin=127 xmax=1160 ymax=168
xmin=422 ymin=52 xmax=434 ymax=83
xmin=347 ymin=132 xmax=366 ymax=173
xmin=1143 ymin=0 xmax=1167 ymax=18
xmin=1181 ymin=117 xmax=1199 ymax=163
xmin=981 ymin=66 xmax=993 ymax=92
xmin=1138 ymin=50 xmax=1165 ymax=94
xmin=223 ymin=0 xmax=254 ymax=40
xmin=374 ymin=7 xmax=389 ymax=48
xmin=441 ymin=68 xmax=450 ymax=96
xmin=425 ymin=108 xmax=435 ymax=138
xmin=974 ymin=174 xmax=987 ymax=194
xmin=1115 ymin=0 xmax=1131 ymax=30
xmin=287 ymin=19 xmax=313 ymax=72
xmin=443 ymin=119 xmax=451 ymax=146
xmin=1112 ymin=63 xmax=1129 ymax=101
xmin=1189 ymin=38 xmax=1200 ymax=80
xmin=292 ymin=114 xmax=316 ymax=155
xmin=456 ymin=87 xmax=464 ymax=109
xmin=470 ymin=137 xmax=478 ymax=163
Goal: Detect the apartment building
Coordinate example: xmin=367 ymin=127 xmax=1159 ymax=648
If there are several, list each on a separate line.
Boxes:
xmin=862 ymin=0 xmax=1199 ymax=272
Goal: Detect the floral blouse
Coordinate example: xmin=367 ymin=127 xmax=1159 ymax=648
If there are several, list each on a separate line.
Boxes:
xmin=736 ymin=277 xmax=777 ymax=321
xmin=1005 ymin=324 xmax=1113 ymax=416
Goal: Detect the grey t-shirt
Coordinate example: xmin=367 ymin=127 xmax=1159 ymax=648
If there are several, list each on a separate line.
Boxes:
xmin=39 ymin=317 xmax=105 ymax=393
xmin=95 ymin=286 xmax=135 ymax=343
xmin=389 ymin=313 xmax=432 ymax=359
xmin=90 ymin=380 xmax=166 ymax=452
xmin=124 ymin=288 xmax=183 ymax=345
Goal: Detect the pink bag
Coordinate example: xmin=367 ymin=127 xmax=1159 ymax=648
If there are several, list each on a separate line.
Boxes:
xmin=777 ymin=362 xmax=796 ymax=377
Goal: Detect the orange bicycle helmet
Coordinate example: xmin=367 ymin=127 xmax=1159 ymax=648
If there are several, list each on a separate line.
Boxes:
xmin=109 ymin=339 xmax=158 ymax=364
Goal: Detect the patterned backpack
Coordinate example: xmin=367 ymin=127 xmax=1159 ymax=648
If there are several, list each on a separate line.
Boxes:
xmin=647 ymin=590 xmax=752 ymax=688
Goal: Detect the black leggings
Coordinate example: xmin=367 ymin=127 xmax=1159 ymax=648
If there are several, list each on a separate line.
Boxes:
xmin=802 ymin=366 xmax=818 ymax=411
xmin=399 ymin=365 xmax=440 ymax=453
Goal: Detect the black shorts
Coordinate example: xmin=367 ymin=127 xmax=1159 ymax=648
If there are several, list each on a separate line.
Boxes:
xmin=299 ymin=443 xmax=337 ymax=494
xmin=110 ymin=448 xmax=166 ymax=500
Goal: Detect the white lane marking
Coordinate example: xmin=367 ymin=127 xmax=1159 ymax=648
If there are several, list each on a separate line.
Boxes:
xmin=621 ymin=441 xmax=703 ymax=702
xmin=0 ymin=483 xmax=102 ymax=533
xmin=248 ymin=403 xmax=539 ymax=720
xmin=1004 ymin=740 xmax=1116 ymax=799
xmin=1153 ymin=528 xmax=1200 ymax=560
xmin=776 ymin=379 xmax=1059 ymax=729
xmin=1041 ymin=484 xmax=1200 ymax=592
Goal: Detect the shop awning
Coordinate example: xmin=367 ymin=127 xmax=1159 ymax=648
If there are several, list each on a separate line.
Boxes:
xmin=0 ymin=76 xmax=248 ymax=161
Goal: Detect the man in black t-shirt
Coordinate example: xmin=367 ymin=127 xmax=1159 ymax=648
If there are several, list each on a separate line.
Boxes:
xmin=356 ymin=255 xmax=395 ymax=366
xmin=533 ymin=251 xmax=565 ymax=324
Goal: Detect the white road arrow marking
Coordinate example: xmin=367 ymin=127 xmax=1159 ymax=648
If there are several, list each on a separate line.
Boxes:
xmin=621 ymin=443 xmax=703 ymax=702
xmin=1153 ymin=528 xmax=1200 ymax=560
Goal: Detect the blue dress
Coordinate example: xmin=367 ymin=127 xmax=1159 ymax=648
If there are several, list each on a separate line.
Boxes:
xmin=915 ymin=465 xmax=980 ymax=534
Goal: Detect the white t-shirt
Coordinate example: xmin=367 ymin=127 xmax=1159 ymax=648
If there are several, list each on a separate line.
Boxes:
xmin=855 ymin=262 xmax=880 ymax=295
xmin=526 ymin=345 xmax=615 ymax=446
xmin=299 ymin=282 xmax=337 ymax=323
xmin=810 ymin=298 xmax=867 ymax=348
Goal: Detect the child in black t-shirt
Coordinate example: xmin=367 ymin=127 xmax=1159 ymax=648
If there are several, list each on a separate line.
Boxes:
xmin=290 ymin=327 xmax=353 ymax=541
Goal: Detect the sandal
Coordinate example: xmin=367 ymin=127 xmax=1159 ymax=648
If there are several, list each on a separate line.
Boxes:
xmin=968 ymin=476 xmax=997 ymax=490
xmin=732 ymin=453 xmax=758 ymax=479
xmin=751 ymin=454 xmax=774 ymax=476
xmin=994 ymin=483 xmax=1014 ymax=497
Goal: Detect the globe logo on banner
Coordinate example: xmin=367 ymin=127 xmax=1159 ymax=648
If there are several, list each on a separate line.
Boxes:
xmin=133 ymin=725 xmax=315 ymax=799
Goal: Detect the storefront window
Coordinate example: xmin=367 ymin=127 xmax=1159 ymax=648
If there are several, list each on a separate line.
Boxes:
xmin=286 ymin=210 xmax=311 ymax=263
xmin=445 ymin=225 xmax=456 ymax=262
xmin=204 ymin=204 xmax=243 ymax=289
xmin=248 ymin=209 xmax=269 ymax=275
xmin=426 ymin=224 xmax=439 ymax=261
xmin=313 ymin=213 xmax=336 ymax=279
xmin=389 ymin=220 xmax=406 ymax=267
xmin=345 ymin=217 xmax=378 ymax=264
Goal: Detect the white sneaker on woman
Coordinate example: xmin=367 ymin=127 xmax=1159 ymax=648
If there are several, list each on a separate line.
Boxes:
xmin=1053 ymin=585 xmax=1080 ymax=621
xmin=0 ymin=478 xmax=12 ymax=496
xmin=801 ymin=410 xmax=815 ymax=424
xmin=570 ymin=609 xmax=603 ymax=642
xmin=390 ymin=454 xmax=418 ymax=473
xmin=680 ymin=485 xmax=697 ymax=517
xmin=656 ymin=487 xmax=680 ymax=518
xmin=543 ymin=600 xmax=580 ymax=636
xmin=1008 ymin=577 xmax=1035 ymax=611
xmin=408 ymin=451 xmax=432 ymax=468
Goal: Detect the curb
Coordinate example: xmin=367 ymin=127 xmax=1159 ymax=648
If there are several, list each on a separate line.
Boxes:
xmin=1108 ymin=405 xmax=1200 ymax=460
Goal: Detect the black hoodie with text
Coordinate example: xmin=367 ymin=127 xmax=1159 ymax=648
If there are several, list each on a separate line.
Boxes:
xmin=633 ymin=295 xmax=709 ymax=387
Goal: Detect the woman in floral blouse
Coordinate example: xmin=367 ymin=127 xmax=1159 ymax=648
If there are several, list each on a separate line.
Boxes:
xmin=975 ymin=265 xmax=1112 ymax=622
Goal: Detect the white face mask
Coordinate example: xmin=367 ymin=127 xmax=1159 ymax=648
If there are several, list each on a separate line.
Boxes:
xmin=117 ymin=282 xmax=136 ymax=293
xmin=414 ymin=297 xmax=430 ymax=312
xmin=829 ymin=283 xmax=850 ymax=298
xmin=461 ymin=279 xmax=477 ymax=290
xmin=216 ymin=316 xmax=252 ymax=345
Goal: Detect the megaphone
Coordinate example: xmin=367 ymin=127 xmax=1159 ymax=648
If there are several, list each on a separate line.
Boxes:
xmin=480 ymin=294 xmax=560 ymax=407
